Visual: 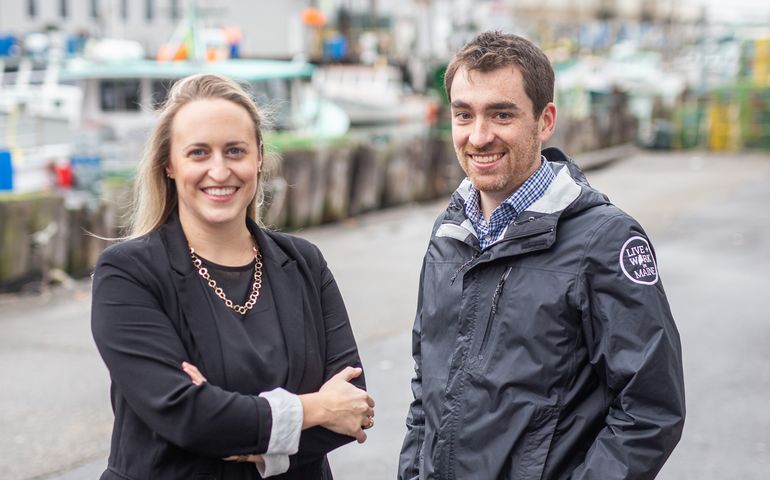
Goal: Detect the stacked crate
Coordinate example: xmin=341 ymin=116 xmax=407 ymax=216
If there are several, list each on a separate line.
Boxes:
xmin=707 ymin=37 xmax=770 ymax=151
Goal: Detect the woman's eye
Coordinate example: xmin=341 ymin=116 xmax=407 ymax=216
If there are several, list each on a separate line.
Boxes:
xmin=227 ymin=147 xmax=245 ymax=156
xmin=189 ymin=148 xmax=207 ymax=157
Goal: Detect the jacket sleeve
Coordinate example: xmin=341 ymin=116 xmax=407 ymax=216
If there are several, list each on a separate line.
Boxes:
xmin=288 ymin=246 xmax=366 ymax=470
xmin=398 ymin=255 xmax=427 ymax=480
xmin=572 ymin=215 xmax=685 ymax=480
xmin=91 ymin=246 xmax=273 ymax=458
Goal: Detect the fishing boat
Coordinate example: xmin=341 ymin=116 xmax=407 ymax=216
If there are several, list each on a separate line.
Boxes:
xmin=312 ymin=63 xmax=434 ymax=127
xmin=59 ymin=55 xmax=349 ymax=138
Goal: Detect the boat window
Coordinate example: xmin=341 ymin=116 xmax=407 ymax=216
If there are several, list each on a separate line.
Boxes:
xmin=120 ymin=0 xmax=128 ymax=19
xmin=250 ymin=79 xmax=291 ymax=130
xmin=28 ymin=0 xmax=37 ymax=18
xmin=251 ymin=80 xmax=271 ymax=113
xmin=151 ymin=79 xmax=176 ymax=109
xmin=170 ymin=0 xmax=180 ymax=20
xmin=60 ymin=0 xmax=68 ymax=18
xmin=268 ymin=79 xmax=291 ymax=130
xmin=145 ymin=0 xmax=154 ymax=21
xmin=100 ymin=80 xmax=141 ymax=112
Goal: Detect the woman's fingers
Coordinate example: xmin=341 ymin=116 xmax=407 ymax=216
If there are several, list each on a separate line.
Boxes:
xmin=362 ymin=415 xmax=374 ymax=430
xmin=333 ymin=366 xmax=362 ymax=382
xmin=356 ymin=415 xmax=374 ymax=441
xmin=182 ymin=361 xmax=207 ymax=386
xmin=223 ymin=454 xmax=263 ymax=463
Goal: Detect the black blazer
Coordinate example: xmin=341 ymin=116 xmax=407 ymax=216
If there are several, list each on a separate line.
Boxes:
xmin=91 ymin=212 xmax=364 ymax=480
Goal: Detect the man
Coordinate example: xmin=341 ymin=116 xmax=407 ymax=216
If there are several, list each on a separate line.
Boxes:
xmin=398 ymin=31 xmax=685 ymax=480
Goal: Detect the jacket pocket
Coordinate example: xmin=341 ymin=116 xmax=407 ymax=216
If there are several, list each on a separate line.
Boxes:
xmin=472 ymin=266 xmax=512 ymax=365
xmin=506 ymin=405 xmax=560 ymax=480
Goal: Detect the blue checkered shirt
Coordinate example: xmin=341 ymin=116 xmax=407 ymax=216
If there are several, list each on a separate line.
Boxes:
xmin=465 ymin=157 xmax=555 ymax=249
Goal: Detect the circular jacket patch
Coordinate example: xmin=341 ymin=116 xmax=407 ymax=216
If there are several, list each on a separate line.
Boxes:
xmin=619 ymin=236 xmax=659 ymax=285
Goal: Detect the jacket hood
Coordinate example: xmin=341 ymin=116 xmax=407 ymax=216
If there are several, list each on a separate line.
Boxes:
xmin=540 ymin=147 xmax=610 ymax=219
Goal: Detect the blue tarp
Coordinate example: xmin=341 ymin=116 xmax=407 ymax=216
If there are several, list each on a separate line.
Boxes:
xmin=0 ymin=150 xmax=13 ymax=191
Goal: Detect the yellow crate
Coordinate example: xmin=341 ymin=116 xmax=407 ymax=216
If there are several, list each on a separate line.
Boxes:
xmin=707 ymin=103 xmax=740 ymax=151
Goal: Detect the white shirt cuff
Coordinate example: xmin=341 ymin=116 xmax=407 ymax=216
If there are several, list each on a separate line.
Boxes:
xmin=257 ymin=387 xmax=302 ymax=476
xmin=255 ymin=453 xmax=290 ymax=478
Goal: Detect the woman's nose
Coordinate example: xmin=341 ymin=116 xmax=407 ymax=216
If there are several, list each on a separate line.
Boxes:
xmin=207 ymin=154 xmax=230 ymax=182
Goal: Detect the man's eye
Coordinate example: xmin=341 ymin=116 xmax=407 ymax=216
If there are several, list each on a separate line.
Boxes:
xmin=495 ymin=112 xmax=513 ymax=120
xmin=454 ymin=112 xmax=471 ymax=120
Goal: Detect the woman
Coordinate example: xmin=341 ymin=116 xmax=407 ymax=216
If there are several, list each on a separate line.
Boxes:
xmin=91 ymin=73 xmax=374 ymax=480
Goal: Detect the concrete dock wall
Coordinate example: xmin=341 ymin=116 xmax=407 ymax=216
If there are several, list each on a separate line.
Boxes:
xmin=0 ymin=131 xmax=631 ymax=291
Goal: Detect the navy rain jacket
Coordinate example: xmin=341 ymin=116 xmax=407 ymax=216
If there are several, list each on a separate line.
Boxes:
xmin=398 ymin=148 xmax=685 ymax=480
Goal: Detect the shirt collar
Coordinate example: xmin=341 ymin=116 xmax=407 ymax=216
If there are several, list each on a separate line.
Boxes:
xmin=464 ymin=155 xmax=555 ymax=248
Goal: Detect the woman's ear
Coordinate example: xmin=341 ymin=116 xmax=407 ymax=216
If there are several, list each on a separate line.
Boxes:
xmin=258 ymin=142 xmax=265 ymax=173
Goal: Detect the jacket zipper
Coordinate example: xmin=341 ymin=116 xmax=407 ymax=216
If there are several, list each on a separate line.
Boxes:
xmin=450 ymin=250 xmax=480 ymax=285
xmin=477 ymin=266 xmax=512 ymax=360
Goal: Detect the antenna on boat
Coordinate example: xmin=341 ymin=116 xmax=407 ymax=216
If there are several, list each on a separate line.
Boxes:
xmin=157 ymin=0 xmax=206 ymax=62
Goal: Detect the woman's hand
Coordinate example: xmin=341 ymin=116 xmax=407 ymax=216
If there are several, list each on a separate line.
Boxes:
xmin=182 ymin=362 xmax=375 ymax=446
xmin=182 ymin=361 xmax=207 ymax=385
xmin=223 ymin=454 xmax=264 ymax=464
xmin=300 ymin=366 xmax=375 ymax=443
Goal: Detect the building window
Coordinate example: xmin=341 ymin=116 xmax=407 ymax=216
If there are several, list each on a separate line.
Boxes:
xmin=170 ymin=0 xmax=180 ymax=20
xmin=60 ymin=0 xmax=68 ymax=18
xmin=145 ymin=0 xmax=154 ymax=21
xmin=121 ymin=0 xmax=128 ymax=20
xmin=100 ymin=80 xmax=141 ymax=112
xmin=90 ymin=0 xmax=99 ymax=19
xmin=151 ymin=79 xmax=176 ymax=109
xmin=28 ymin=0 xmax=37 ymax=18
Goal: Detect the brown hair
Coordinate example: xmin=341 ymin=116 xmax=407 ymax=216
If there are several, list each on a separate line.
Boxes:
xmin=444 ymin=31 xmax=555 ymax=117
xmin=127 ymin=73 xmax=266 ymax=238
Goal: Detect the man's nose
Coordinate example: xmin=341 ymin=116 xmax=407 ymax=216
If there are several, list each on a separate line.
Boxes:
xmin=469 ymin=120 xmax=494 ymax=148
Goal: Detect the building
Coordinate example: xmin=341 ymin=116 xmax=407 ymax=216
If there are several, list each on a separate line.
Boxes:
xmin=0 ymin=0 xmax=309 ymax=59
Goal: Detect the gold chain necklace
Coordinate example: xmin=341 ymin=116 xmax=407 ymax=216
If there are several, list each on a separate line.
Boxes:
xmin=189 ymin=244 xmax=263 ymax=315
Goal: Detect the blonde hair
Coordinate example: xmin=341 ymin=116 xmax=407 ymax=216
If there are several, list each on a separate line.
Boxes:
xmin=127 ymin=73 xmax=266 ymax=238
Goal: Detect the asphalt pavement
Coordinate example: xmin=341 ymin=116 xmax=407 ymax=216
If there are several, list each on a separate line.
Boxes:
xmin=1 ymin=150 xmax=769 ymax=479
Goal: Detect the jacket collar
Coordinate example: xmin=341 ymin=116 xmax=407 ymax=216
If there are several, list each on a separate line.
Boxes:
xmin=438 ymin=148 xmax=601 ymax=258
xmin=158 ymin=211 xmax=306 ymax=392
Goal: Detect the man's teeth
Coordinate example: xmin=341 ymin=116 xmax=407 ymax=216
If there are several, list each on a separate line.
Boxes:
xmin=472 ymin=153 xmax=504 ymax=163
xmin=204 ymin=187 xmax=237 ymax=196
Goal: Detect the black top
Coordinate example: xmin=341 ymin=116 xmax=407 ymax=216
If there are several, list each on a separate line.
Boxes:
xmin=197 ymin=255 xmax=289 ymax=392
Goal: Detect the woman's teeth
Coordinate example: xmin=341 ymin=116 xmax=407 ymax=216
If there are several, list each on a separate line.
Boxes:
xmin=204 ymin=187 xmax=237 ymax=196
